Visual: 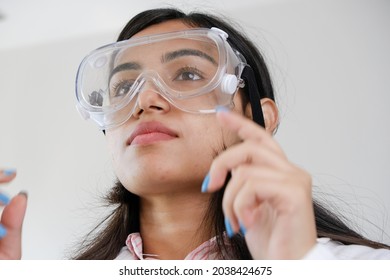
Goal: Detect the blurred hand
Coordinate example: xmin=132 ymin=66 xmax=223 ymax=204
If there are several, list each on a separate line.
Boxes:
xmin=0 ymin=169 xmax=28 ymax=260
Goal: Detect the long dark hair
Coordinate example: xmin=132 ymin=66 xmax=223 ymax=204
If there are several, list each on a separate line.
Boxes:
xmin=73 ymin=8 xmax=389 ymax=259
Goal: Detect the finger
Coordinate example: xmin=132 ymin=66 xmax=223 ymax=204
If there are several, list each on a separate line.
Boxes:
xmin=232 ymin=175 xmax=312 ymax=232
xmin=0 ymin=169 xmax=17 ymax=184
xmin=206 ymin=141 xmax=289 ymax=192
xmin=1 ymin=192 xmax=28 ymax=230
xmin=232 ymin=178 xmax=316 ymax=259
xmin=232 ymin=181 xmax=279 ymax=230
xmin=222 ymin=165 xmax=281 ymax=235
xmin=0 ymin=193 xmax=28 ymax=259
xmin=216 ymin=109 xmax=283 ymax=154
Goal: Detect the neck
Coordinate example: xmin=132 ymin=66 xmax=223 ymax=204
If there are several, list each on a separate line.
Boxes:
xmin=139 ymin=189 xmax=212 ymax=259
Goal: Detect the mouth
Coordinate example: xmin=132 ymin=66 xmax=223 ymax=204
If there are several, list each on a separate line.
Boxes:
xmin=126 ymin=121 xmax=178 ymax=146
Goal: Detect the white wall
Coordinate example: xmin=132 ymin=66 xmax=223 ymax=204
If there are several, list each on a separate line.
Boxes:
xmin=0 ymin=0 xmax=389 ymax=259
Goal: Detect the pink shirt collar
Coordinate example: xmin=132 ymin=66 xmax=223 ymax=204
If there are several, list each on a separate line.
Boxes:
xmin=118 ymin=232 xmax=231 ymax=260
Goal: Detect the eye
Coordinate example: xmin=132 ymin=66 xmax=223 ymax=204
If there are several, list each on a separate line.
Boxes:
xmin=176 ymin=71 xmax=201 ymax=81
xmin=111 ymin=80 xmax=134 ymax=97
xmin=174 ymin=67 xmax=203 ymax=81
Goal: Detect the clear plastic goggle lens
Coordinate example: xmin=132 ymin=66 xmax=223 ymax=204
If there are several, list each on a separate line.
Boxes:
xmin=75 ymin=28 xmax=245 ymax=129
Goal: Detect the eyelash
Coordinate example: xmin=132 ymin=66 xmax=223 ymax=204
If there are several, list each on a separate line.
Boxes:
xmin=174 ymin=66 xmax=204 ymax=81
xmin=110 ymin=79 xmax=134 ymax=97
xmin=109 ymin=65 xmax=204 ymax=96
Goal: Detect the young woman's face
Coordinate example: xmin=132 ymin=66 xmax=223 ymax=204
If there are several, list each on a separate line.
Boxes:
xmin=105 ymin=20 xmax=247 ymax=196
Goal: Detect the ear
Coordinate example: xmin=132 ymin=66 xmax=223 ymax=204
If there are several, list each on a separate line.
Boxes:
xmin=244 ymin=98 xmax=279 ymax=133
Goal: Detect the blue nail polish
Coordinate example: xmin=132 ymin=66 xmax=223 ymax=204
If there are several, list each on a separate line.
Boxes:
xmin=215 ymin=105 xmax=230 ymax=113
xmin=3 ymin=169 xmax=16 ymax=176
xmin=201 ymin=173 xmax=210 ymax=193
xmin=0 ymin=193 xmax=10 ymax=205
xmin=239 ymin=222 xmax=247 ymax=235
xmin=224 ymin=217 xmax=234 ymax=238
xmin=0 ymin=224 xmax=6 ymax=239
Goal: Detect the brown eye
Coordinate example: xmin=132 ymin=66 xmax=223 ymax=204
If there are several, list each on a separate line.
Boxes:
xmin=174 ymin=67 xmax=203 ymax=81
xmin=176 ymin=71 xmax=201 ymax=81
xmin=112 ymin=80 xmax=134 ymax=97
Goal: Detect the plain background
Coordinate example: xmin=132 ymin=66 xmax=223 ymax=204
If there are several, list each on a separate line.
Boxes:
xmin=0 ymin=0 xmax=389 ymax=259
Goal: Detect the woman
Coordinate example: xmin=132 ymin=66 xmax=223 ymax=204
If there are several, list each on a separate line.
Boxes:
xmin=1 ymin=8 xmax=389 ymax=260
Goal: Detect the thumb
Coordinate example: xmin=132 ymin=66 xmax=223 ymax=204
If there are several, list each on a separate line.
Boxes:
xmin=0 ymin=192 xmax=28 ymax=259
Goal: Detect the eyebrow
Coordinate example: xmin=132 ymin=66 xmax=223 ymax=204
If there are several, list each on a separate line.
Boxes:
xmin=109 ymin=49 xmax=217 ymax=80
xmin=109 ymin=62 xmax=141 ymax=80
xmin=161 ymin=49 xmax=217 ymax=65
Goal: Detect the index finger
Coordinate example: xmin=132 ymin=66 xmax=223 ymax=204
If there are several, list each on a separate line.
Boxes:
xmin=216 ymin=108 xmax=282 ymax=154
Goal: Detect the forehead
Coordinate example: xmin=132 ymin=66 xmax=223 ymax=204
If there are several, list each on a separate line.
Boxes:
xmin=132 ymin=20 xmax=195 ymax=38
xmin=114 ymin=21 xmax=218 ymax=65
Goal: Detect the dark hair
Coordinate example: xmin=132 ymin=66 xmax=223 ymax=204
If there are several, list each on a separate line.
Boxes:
xmin=73 ymin=8 xmax=389 ymax=259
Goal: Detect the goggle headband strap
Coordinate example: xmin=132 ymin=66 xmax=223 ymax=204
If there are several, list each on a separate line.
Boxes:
xmin=241 ymin=65 xmax=266 ymax=128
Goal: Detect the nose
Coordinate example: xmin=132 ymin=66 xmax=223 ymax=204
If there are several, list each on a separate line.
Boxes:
xmin=132 ymin=79 xmax=171 ymax=119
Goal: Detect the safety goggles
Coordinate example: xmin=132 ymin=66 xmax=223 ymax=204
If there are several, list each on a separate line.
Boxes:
xmin=75 ymin=28 xmax=247 ymax=130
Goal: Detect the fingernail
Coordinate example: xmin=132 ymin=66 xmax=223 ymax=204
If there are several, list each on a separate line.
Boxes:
xmin=239 ymin=222 xmax=247 ymax=235
xmin=0 ymin=193 xmax=10 ymax=205
xmin=3 ymin=169 xmax=16 ymax=176
xmin=18 ymin=191 xmax=28 ymax=198
xmin=215 ymin=105 xmax=230 ymax=113
xmin=224 ymin=217 xmax=234 ymax=238
xmin=201 ymin=173 xmax=210 ymax=193
xmin=0 ymin=224 xmax=7 ymax=238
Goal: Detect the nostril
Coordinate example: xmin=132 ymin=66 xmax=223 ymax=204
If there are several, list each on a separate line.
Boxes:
xmin=133 ymin=108 xmax=144 ymax=118
xmin=134 ymin=89 xmax=170 ymax=115
xmin=150 ymin=105 xmax=164 ymax=111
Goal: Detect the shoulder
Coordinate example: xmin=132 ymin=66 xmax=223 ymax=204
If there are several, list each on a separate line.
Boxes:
xmin=303 ymin=238 xmax=390 ymax=260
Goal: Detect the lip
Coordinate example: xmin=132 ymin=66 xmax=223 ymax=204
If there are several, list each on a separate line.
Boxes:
xmin=127 ymin=121 xmax=178 ymax=146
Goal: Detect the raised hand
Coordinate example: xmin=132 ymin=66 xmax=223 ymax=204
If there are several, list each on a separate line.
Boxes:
xmin=203 ymin=110 xmax=316 ymax=259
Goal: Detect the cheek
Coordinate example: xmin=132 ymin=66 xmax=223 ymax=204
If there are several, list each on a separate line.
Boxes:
xmin=105 ymin=130 xmax=124 ymax=168
xmin=184 ymin=119 xmax=228 ymax=162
